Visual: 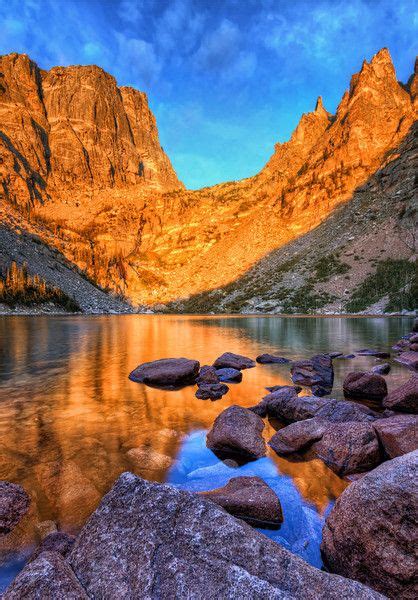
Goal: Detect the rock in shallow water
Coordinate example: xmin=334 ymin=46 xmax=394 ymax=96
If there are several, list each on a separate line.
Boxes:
xmin=199 ymin=475 xmax=283 ymax=528
xmin=129 ymin=357 xmax=200 ymax=389
xmin=195 ymin=382 xmax=229 ymax=400
xmin=0 ymin=481 xmax=30 ymax=534
xmin=371 ymin=363 xmax=391 ymax=375
xmin=5 ymin=473 xmax=382 ymax=599
xmin=291 ymin=354 xmax=334 ymax=396
xmin=343 ymin=371 xmax=388 ymax=401
xmin=395 ymin=351 xmax=418 ymax=371
xmin=206 ymin=405 xmax=266 ymax=460
xmin=196 ymin=365 xmax=219 ymax=385
xmin=269 ymin=418 xmax=328 ymax=455
xmin=215 ymin=367 xmax=243 ymax=382
xmin=256 ymin=354 xmax=290 ymax=364
xmin=321 ymin=451 xmax=418 ymax=599
xmin=212 ymin=352 xmax=256 ymax=370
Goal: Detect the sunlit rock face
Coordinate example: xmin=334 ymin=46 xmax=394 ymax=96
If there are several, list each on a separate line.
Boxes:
xmin=0 ymin=49 xmax=416 ymax=307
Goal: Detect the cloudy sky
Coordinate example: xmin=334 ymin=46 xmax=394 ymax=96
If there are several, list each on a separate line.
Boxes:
xmin=1 ymin=0 xmax=417 ymax=188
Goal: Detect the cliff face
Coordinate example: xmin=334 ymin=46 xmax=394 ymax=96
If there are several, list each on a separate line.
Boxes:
xmin=0 ymin=53 xmax=182 ymax=209
xmin=1 ymin=49 xmax=416 ymax=311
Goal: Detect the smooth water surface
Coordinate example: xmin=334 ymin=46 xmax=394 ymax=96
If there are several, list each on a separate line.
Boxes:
xmin=0 ymin=314 xmax=413 ymax=589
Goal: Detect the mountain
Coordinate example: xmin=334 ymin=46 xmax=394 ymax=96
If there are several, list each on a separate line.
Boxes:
xmin=0 ymin=49 xmax=417 ymax=313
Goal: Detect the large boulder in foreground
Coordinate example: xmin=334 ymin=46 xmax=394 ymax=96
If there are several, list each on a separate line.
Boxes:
xmin=129 ymin=358 xmax=200 ymax=389
xmin=372 ymin=414 xmax=418 ymax=458
xmin=199 ymin=476 xmax=283 ymax=528
xmin=0 ymin=481 xmax=30 ymax=534
xmin=291 ymin=354 xmax=334 ymax=396
xmin=212 ymin=352 xmax=256 ymax=370
xmin=22 ymin=473 xmax=382 ymax=598
xmin=4 ymin=551 xmax=88 ymax=599
xmin=343 ymin=371 xmax=388 ymax=401
xmin=206 ymin=405 xmax=266 ymax=460
xmin=321 ymin=451 xmax=418 ymax=599
xmin=383 ymin=377 xmax=418 ymax=413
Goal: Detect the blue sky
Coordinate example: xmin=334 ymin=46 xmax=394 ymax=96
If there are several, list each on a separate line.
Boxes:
xmin=1 ymin=0 xmax=417 ymax=189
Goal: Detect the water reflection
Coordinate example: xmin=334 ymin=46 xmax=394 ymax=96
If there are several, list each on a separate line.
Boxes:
xmin=0 ymin=314 xmax=413 ymax=589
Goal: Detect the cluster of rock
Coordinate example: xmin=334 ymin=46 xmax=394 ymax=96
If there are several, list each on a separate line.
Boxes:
xmin=392 ymin=320 xmax=418 ymax=370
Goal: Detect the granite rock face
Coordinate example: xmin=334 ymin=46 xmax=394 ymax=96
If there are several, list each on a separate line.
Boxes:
xmin=129 ymin=358 xmax=200 ymax=389
xmin=60 ymin=474 xmax=382 ymax=599
xmin=0 ymin=481 xmax=30 ymax=534
xmin=206 ymin=405 xmax=266 ymax=460
xmin=199 ymin=476 xmax=283 ymax=527
xmin=372 ymin=414 xmax=418 ymax=458
xmin=321 ymin=451 xmax=418 ymax=599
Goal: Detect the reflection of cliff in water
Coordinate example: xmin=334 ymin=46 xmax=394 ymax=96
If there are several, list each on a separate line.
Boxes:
xmin=0 ymin=315 xmax=411 ymax=579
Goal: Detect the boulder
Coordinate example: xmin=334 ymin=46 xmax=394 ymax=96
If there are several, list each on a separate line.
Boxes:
xmin=215 ymin=367 xmax=243 ymax=382
xmin=314 ymin=399 xmax=378 ymax=423
xmin=372 ymin=414 xmax=418 ymax=458
xmin=392 ymin=339 xmax=410 ymax=352
xmin=129 ymin=358 xmax=200 ymax=389
xmin=291 ymin=354 xmax=334 ymax=396
xmin=321 ymin=451 xmax=418 ymax=599
xmin=212 ymin=352 xmax=256 ymax=370
xmin=343 ymin=371 xmax=388 ymax=401
xmin=311 ymin=422 xmax=381 ymax=476
xmin=196 ymin=365 xmax=219 ymax=385
xmin=195 ymin=383 xmax=229 ymax=400
xmin=3 ymin=551 xmax=89 ymax=599
xmin=266 ymin=384 xmax=302 ymax=393
xmin=64 ymin=473 xmax=382 ymax=598
xmin=206 ymin=405 xmax=266 ymax=460
xmin=30 ymin=532 xmax=76 ymax=562
xmin=356 ymin=349 xmax=390 ymax=358
xmin=371 ymin=363 xmax=391 ymax=375
xmin=199 ymin=476 xmax=283 ymax=527
xmin=269 ymin=418 xmax=328 ymax=455
xmin=0 ymin=481 xmax=30 ymax=534
xmin=383 ymin=376 xmax=418 ymax=413
xmin=256 ymin=354 xmax=290 ymax=364
xmin=251 ymin=391 xmax=328 ymax=422
xmin=335 ymin=354 xmax=355 ymax=359
xmin=395 ymin=351 xmax=418 ymax=371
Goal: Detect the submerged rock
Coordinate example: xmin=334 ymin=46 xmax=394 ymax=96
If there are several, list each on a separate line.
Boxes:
xmin=129 ymin=357 xmax=200 ymax=389
xmin=383 ymin=376 xmax=418 ymax=413
xmin=126 ymin=447 xmax=173 ymax=474
xmin=206 ymin=405 xmax=266 ymax=460
xmin=291 ymin=354 xmax=334 ymax=396
xmin=343 ymin=371 xmax=388 ymax=401
xmin=195 ymin=382 xmax=229 ymax=400
xmin=199 ymin=476 xmax=283 ymax=528
xmin=256 ymin=354 xmax=290 ymax=364
xmin=0 ymin=481 xmax=30 ymax=534
xmin=4 ymin=551 xmax=88 ymax=599
xmin=212 ymin=352 xmax=256 ymax=370
xmin=372 ymin=414 xmax=418 ymax=458
xmin=321 ymin=451 xmax=418 ymax=599
xmin=215 ymin=367 xmax=243 ymax=382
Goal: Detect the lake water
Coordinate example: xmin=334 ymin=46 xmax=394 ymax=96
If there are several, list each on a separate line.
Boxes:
xmin=0 ymin=314 xmax=413 ymax=590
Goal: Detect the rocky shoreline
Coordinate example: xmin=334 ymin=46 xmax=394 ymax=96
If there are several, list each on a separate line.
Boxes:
xmin=2 ymin=319 xmax=417 ymax=598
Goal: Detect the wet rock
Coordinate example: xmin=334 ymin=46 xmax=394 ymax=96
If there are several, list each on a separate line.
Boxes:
xmin=250 ymin=386 xmax=304 ymax=419
xmin=395 ymin=351 xmax=418 ymax=371
xmin=311 ymin=422 xmax=381 ymax=476
xmin=213 ymin=352 xmax=256 ymax=370
xmin=343 ymin=371 xmax=388 ymax=401
xmin=4 ymin=551 xmax=88 ymax=599
xmin=126 ymin=447 xmax=173 ymax=474
xmin=215 ymin=367 xmax=243 ymax=382
xmin=67 ymin=472 xmax=383 ymax=598
xmin=373 ymin=414 xmax=418 ymax=458
xmin=266 ymin=384 xmax=302 ymax=394
xmin=206 ymin=405 xmax=266 ymax=460
xmin=129 ymin=357 xmax=200 ymax=389
xmin=256 ymin=353 xmax=290 ymax=364
xmin=199 ymin=476 xmax=283 ymax=528
xmin=314 ymin=399 xmax=379 ymax=423
xmin=0 ymin=481 xmax=30 ymax=534
xmin=356 ymin=349 xmax=390 ymax=358
xmin=291 ymin=354 xmax=334 ymax=396
xmin=269 ymin=418 xmax=328 ymax=455
xmin=321 ymin=451 xmax=418 ymax=598
xmin=371 ymin=363 xmax=391 ymax=375
xmin=195 ymin=382 xmax=229 ymax=400
xmin=30 ymin=532 xmax=76 ymax=562
xmin=250 ymin=389 xmax=328 ymax=422
xmin=383 ymin=376 xmax=418 ymax=413
xmin=196 ymin=365 xmax=219 ymax=385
